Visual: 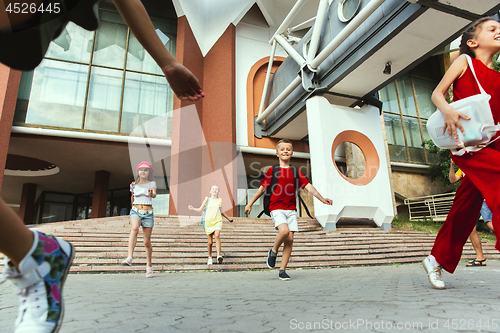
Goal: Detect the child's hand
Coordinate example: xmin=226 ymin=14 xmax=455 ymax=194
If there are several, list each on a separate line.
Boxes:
xmin=162 ymin=62 xmax=205 ymax=101
xmin=148 ymin=189 xmax=153 ymax=197
xmin=442 ymin=107 xmax=470 ymax=140
xmin=244 ymin=205 xmax=251 ymax=216
xmin=188 ymin=205 xmax=193 ymax=210
xmin=323 ymin=198 xmax=333 ymax=205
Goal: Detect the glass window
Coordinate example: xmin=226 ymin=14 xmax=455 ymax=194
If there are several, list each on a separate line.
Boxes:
xmin=338 ymin=0 xmax=361 ymax=22
xmin=413 ymin=77 xmax=437 ymax=118
xmin=120 ymin=72 xmax=172 ymax=134
xmin=245 ymin=189 xmax=264 ymax=217
xmin=380 ymin=57 xmax=441 ymax=164
xmin=23 ymin=60 xmax=88 ymax=129
xmin=421 ymin=119 xmax=439 ymax=164
xmin=379 ymin=82 xmax=399 ymax=114
xmin=396 ymin=75 xmax=417 ymax=117
xmin=45 ymin=22 xmax=94 ymax=63
xmin=126 ymin=21 xmax=176 ymax=75
xmin=403 ymin=117 xmax=422 ymax=148
xmin=92 ymin=11 xmax=128 ymax=68
xmin=384 ymin=114 xmax=405 ymax=146
xmin=84 ymin=67 xmax=123 ymax=132
xmin=152 ymin=192 xmax=169 ymax=215
xmin=42 ymin=203 xmax=74 ymax=223
xmin=404 ymin=117 xmax=426 ymax=164
xmin=45 ymin=193 xmax=75 ymax=203
xmin=420 ymin=119 xmax=431 ymax=142
xmin=14 ymin=71 xmax=34 ymax=123
xmin=384 ymin=114 xmax=408 ymax=162
xmin=14 ymin=3 xmax=177 ymax=138
xmin=76 ymin=194 xmax=90 ymax=220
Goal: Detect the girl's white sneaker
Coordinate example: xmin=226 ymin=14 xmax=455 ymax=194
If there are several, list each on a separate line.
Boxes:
xmin=121 ymin=257 xmax=133 ymax=266
xmin=422 ymin=256 xmax=445 ymax=290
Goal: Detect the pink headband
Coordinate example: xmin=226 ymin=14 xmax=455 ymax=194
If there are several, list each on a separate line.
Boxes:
xmin=136 ymin=161 xmax=153 ymax=175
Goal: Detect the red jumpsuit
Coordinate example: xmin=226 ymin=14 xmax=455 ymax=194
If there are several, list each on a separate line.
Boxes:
xmin=431 ymin=57 xmax=500 ymax=273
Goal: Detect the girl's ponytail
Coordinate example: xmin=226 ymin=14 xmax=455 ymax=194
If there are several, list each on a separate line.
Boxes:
xmin=459 ymin=17 xmax=497 ymax=58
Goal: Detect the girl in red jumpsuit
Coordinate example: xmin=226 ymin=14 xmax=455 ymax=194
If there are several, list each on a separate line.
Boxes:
xmin=423 ymin=17 xmax=500 ymax=289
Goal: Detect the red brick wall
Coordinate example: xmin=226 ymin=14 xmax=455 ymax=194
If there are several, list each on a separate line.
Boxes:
xmin=0 ymin=64 xmax=21 ymax=192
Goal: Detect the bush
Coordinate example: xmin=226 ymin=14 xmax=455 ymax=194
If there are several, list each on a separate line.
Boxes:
xmin=421 ymin=140 xmax=457 ymax=188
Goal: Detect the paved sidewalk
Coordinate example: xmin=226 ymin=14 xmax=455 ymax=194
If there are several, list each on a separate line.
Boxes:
xmin=1 ymin=261 xmax=500 ymax=333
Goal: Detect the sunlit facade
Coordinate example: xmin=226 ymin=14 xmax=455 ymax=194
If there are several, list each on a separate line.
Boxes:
xmin=0 ymin=1 xmax=458 ymax=225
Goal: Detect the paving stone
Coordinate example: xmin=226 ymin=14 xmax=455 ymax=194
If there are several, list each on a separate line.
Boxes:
xmin=6 ymin=262 xmax=497 ymax=332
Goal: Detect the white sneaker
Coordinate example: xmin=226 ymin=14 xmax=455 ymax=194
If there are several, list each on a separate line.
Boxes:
xmin=121 ymin=257 xmax=133 ymax=266
xmin=207 ymin=257 xmax=213 ymax=265
xmin=422 ymin=256 xmax=445 ymax=290
xmin=0 ymin=230 xmax=74 ymax=333
xmin=217 ymin=255 xmax=223 ymax=264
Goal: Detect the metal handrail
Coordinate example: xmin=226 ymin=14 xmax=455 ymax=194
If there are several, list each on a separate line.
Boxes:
xmin=404 ymin=192 xmax=456 ymax=221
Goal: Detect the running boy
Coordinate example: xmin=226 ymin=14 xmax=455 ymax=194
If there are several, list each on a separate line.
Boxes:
xmin=244 ymin=139 xmax=332 ymax=280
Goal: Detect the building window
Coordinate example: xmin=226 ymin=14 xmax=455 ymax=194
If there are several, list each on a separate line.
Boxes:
xmin=380 ymin=57 xmax=441 ymax=164
xmin=14 ymin=1 xmax=177 ymax=138
xmin=338 ymin=0 xmax=361 ymax=23
xmin=34 ymin=187 xmax=134 ymax=224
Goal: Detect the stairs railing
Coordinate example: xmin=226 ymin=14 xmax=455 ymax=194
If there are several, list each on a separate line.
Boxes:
xmin=404 ymin=192 xmax=456 ymax=221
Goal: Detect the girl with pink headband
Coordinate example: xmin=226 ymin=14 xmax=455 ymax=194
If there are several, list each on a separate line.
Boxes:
xmin=122 ymin=161 xmax=157 ymax=278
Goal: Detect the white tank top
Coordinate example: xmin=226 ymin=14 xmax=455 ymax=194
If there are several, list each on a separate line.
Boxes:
xmin=130 ymin=181 xmax=157 ymax=205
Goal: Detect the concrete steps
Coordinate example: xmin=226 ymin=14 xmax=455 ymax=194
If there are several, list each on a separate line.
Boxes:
xmin=26 ymin=216 xmax=499 ymax=274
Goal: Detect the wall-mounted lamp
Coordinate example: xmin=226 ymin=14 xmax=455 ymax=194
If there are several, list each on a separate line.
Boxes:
xmin=383 ymin=62 xmax=392 ymax=75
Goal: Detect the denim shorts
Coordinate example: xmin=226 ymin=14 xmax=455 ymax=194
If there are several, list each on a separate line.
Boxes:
xmin=480 ymin=200 xmax=492 ymax=223
xmin=270 ymin=210 xmax=298 ymax=232
xmin=130 ymin=208 xmax=154 ymax=228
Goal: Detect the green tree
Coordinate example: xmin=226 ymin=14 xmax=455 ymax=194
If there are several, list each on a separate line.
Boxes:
xmin=494 ymin=52 xmax=500 ymax=71
xmin=422 ymin=140 xmax=456 ymax=188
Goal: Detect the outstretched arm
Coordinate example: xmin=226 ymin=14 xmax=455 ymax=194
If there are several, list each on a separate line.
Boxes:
xmin=221 ymin=211 xmax=233 ymax=223
xmin=244 ymin=186 xmax=266 ymax=215
xmin=304 ymin=184 xmax=333 ymax=205
xmin=448 ymin=160 xmax=461 ymax=183
xmin=112 ymin=0 xmax=204 ymax=101
xmin=188 ymin=199 xmax=207 ymax=213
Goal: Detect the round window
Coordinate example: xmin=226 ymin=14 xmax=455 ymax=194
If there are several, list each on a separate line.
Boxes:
xmin=338 ymin=0 xmax=361 ymax=22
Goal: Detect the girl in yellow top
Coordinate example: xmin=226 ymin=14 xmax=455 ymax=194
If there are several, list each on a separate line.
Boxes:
xmin=188 ymin=185 xmax=233 ymax=265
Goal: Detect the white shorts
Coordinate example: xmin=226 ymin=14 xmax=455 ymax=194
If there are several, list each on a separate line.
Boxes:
xmin=270 ymin=210 xmax=298 ymax=232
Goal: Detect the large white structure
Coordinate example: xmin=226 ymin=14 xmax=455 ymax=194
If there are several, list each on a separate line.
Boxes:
xmin=306 ymin=96 xmax=394 ymax=230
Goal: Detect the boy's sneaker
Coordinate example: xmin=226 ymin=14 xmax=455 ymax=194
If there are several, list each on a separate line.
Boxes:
xmin=121 ymin=257 xmax=133 ymax=266
xmin=207 ymin=257 xmax=213 ymax=265
xmin=422 ymin=256 xmax=445 ymax=290
xmin=217 ymin=255 xmax=223 ymax=264
xmin=0 ymin=230 xmax=74 ymax=333
xmin=266 ymin=249 xmax=276 ymax=268
xmin=146 ymin=267 xmax=153 ymax=278
xmin=279 ymin=270 xmax=290 ymax=281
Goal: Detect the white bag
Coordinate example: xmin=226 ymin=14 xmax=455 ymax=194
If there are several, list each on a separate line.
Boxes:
xmin=426 ymin=55 xmax=500 ymax=156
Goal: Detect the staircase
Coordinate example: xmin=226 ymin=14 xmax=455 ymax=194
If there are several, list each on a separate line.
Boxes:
xmin=26 ymin=216 xmax=499 ymax=274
